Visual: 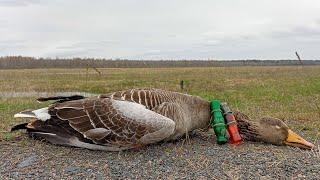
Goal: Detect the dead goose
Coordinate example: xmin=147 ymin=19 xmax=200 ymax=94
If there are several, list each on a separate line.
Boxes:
xmin=12 ymin=88 xmax=314 ymax=151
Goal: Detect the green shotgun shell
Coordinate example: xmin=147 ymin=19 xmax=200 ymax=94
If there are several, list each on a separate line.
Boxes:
xmin=210 ymin=100 xmax=228 ymax=144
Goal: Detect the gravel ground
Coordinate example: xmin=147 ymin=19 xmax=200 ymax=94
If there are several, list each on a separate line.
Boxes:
xmin=1 ymin=132 xmax=319 ymax=180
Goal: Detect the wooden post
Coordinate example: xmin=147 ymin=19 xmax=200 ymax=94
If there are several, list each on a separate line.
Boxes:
xmin=295 ymin=51 xmax=303 ymax=65
xmin=180 ymin=80 xmax=184 ymax=90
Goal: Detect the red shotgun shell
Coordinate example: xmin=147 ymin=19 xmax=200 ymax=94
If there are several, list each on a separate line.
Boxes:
xmin=221 ymin=103 xmax=243 ymax=145
xmin=226 ymin=115 xmax=242 ymax=145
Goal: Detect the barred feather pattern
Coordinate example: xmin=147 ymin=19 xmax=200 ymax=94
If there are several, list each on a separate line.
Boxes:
xmin=109 ymin=89 xmax=211 ymax=128
xmin=100 ymin=88 xmax=211 ymax=139
xmin=101 ymin=88 xmax=178 ymax=110
xmin=17 ymin=88 xmax=212 ymax=150
xmin=233 ymin=111 xmax=261 ymax=141
xmin=48 ymin=97 xmax=176 ymax=149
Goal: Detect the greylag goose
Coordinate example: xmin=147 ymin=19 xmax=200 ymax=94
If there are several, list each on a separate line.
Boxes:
xmin=12 ymin=88 xmax=314 ymax=151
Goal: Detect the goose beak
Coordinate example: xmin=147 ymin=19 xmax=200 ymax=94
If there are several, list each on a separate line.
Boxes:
xmin=284 ymin=129 xmax=315 ymax=150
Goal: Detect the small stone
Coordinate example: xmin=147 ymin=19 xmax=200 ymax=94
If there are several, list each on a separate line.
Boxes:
xmin=17 ymin=154 xmax=38 ymax=168
xmin=65 ymin=166 xmax=81 ymax=174
xmin=10 ymin=172 xmax=19 ymax=178
xmin=96 ymin=173 xmax=105 ymax=180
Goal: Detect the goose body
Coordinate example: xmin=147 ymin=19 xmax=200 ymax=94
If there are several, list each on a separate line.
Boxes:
xmin=12 ymin=88 xmax=314 ymax=151
xmin=13 ymin=89 xmax=211 ymax=151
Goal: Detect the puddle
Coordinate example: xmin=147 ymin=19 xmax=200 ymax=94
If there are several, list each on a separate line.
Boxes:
xmin=0 ymin=91 xmax=97 ymax=98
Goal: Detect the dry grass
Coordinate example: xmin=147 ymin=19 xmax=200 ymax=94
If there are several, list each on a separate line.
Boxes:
xmin=0 ymin=66 xmax=319 ymax=141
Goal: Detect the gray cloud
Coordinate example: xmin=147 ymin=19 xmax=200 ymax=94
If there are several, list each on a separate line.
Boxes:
xmin=41 ymin=40 xmax=121 ymax=58
xmin=56 ymin=40 xmax=119 ymax=50
xmin=0 ymin=0 xmax=42 ymax=7
xmin=0 ymin=19 xmax=8 ymax=28
xmin=0 ymin=40 xmax=27 ymax=54
xmin=270 ymin=26 xmax=320 ymax=39
xmin=0 ymin=0 xmax=319 ymax=59
xmin=45 ymin=49 xmax=90 ymax=58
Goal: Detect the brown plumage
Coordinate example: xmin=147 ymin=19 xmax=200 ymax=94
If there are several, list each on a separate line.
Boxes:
xmin=12 ymin=88 xmax=314 ymax=151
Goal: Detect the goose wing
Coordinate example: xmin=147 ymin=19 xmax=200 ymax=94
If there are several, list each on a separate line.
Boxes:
xmin=50 ymin=97 xmax=175 ymax=150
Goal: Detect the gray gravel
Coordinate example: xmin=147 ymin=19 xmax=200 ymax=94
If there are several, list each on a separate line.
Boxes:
xmin=1 ymin=132 xmax=319 ymax=180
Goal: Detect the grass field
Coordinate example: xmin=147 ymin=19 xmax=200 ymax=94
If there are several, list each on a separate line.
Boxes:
xmin=1 ymin=66 xmax=320 ymax=142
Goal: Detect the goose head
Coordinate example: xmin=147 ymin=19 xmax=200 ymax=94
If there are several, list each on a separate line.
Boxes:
xmin=257 ymin=117 xmax=314 ymax=149
xmin=235 ymin=112 xmax=315 ymax=149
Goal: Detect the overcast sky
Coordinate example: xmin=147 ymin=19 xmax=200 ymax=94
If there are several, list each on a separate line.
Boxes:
xmin=0 ymin=0 xmax=319 ymax=60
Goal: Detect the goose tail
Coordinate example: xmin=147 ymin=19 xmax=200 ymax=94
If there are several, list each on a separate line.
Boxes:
xmin=14 ymin=107 xmax=51 ymax=121
xmin=11 ymin=119 xmax=97 ymax=149
xmin=10 ymin=120 xmax=68 ymax=144
xmin=14 ymin=94 xmax=86 ymax=120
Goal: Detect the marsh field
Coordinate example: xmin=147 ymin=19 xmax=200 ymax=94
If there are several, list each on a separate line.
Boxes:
xmin=1 ymin=66 xmax=320 ymax=179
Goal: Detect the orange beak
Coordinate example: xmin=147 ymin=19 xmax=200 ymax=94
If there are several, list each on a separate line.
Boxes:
xmin=284 ymin=129 xmax=315 ymax=150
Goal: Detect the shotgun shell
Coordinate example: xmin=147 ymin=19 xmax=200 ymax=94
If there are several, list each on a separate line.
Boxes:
xmin=210 ymin=100 xmax=228 ymax=144
xmin=221 ymin=103 xmax=242 ymax=145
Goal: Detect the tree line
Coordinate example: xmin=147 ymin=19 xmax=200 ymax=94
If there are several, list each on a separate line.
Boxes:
xmin=0 ymin=56 xmax=319 ymax=69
